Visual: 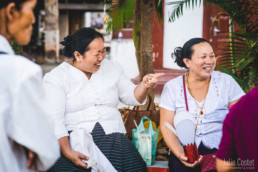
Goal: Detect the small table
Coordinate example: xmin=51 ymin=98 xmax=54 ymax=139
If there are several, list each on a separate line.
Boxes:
xmin=147 ymin=161 xmax=169 ymax=172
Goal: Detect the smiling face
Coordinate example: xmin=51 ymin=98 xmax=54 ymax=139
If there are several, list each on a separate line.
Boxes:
xmin=6 ymin=0 xmax=37 ymax=45
xmin=183 ymin=42 xmax=217 ymax=80
xmin=75 ymin=37 xmax=106 ymax=74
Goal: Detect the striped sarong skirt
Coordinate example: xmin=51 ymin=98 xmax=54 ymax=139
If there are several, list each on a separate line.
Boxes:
xmin=49 ymin=122 xmax=147 ymax=172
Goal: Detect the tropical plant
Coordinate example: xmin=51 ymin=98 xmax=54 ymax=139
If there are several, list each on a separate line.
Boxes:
xmin=11 ymin=42 xmax=22 ymax=55
xmin=218 ymin=31 xmax=257 ymax=92
xmin=104 ymin=0 xmax=163 ymax=107
xmin=105 ymin=0 xmax=163 ymax=78
xmin=167 ymin=0 xmax=257 ymax=92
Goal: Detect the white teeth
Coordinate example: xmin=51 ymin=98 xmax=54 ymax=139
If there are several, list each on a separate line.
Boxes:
xmin=95 ymin=64 xmax=100 ymax=66
xmin=203 ymin=67 xmax=212 ymax=70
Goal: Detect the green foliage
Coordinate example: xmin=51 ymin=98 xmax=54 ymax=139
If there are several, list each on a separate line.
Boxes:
xmin=217 ymin=32 xmax=257 ymax=92
xmin=11 ymin=42 xmax=22 ymax=55
xmin=154 ymin=0 xmax=164 ymax=24
xmin=104 ymin=0 xmax=135 ymax=33
xmin=167 ymin=0 xmax=258 ymax=92
xmin=167 ymin=0 xmax=202 ymax=22
xmin=167 ymin=0 xmax=255 ymax=28
xmin=105 ymin=0 xmax=163 ymax=32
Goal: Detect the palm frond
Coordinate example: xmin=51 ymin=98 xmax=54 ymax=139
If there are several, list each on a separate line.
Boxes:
xmin=167 ymin=0 xmax=202 ymax=22
xmin=218 ymin=32 xmax=258 ymax=91
xmin=104 ymin=0 xmax=135 ymax=32
xmin=167 ymin=0 xmax=256 ymax=30
xmin=105 ymin=0 xmax=163 ymax=32
xmin=154 ymin=0 xmax=164 ymax=23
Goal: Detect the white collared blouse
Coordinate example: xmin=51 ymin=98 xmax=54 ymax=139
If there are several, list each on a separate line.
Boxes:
xmin=43 ymin=59 xmax=143 ymax=139
xmin=0 ymin=35 xmax=59 ymax=172
xmin=159 ymin=71 xmax=245 ymax=149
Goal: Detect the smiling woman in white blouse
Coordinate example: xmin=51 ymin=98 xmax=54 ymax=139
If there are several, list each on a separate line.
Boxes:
xmin=43 ymin=27 xmax=163 ymax=172
xmin=159 ymin=38 xmax=245 ymax=172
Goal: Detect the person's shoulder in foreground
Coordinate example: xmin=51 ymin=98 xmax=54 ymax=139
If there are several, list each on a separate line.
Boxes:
xmin=0 ymin=0 xmax=60 ymax=171
xmin=0 ymin=34 xmax=43 ymax=81
xmin=216 ymin=88 xmax=258 ymax=171
xmin=0 ymin=49 xmax=60 ymax=172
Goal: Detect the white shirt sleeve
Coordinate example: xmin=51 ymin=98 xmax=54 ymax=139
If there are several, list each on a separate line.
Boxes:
xmin=43 ymin=73 xmax=69 ymax=139
xmin=228 ymin=75 xmax=245 ymax=102
xmin=115 ymin=63 xmax=146 ymax=106
xmin=159 ymin=82 xmax=176 ymax=111
xmin=9 ymin=65 xmax=60 ymax=171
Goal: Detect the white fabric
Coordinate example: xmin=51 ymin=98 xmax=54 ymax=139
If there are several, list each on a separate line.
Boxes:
xmin=70 ymin=129 xmax=117 ymax=172
xmin=43 ymin=59 xmax=144 ymax=139
xmin=0 ymin=35 xmax=60 ymax=172
xmin=159 ymin=71 xmax=245 ymax=149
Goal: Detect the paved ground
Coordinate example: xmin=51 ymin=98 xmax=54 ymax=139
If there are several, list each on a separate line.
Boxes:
xmin=40 ymin=64 xmax=57 ymax=75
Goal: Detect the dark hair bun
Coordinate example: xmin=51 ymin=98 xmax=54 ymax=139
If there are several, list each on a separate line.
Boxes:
xmin=171 ymin=38 xmax=210 ymax=69
xmin=171 ymin=47 xmax=186 ymax=68
xmin=60 ymin=35 xmax=73 ymax=57
xmin=59 ymin=27 xmax=104 ymax=60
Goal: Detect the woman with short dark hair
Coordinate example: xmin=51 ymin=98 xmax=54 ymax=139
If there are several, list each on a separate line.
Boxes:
xmin=159 ymin=38 xmax=245 ymax=171
xmin=0 ymin=0 xmax=59 ymax=171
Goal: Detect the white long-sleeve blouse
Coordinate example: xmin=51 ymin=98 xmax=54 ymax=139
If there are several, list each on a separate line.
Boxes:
xmin=43 ymin=59 xmax=143 ymax=139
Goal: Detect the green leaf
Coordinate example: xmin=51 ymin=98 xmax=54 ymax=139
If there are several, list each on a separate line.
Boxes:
xmin=11 ymin=42 xmax=22 ymax=55
xmin=105 ymin=0 xmax=135 ymax=32
xmin=218 ymin=65 xmax=249 ymax=92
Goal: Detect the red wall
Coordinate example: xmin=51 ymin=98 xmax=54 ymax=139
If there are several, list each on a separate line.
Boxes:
xmin=152 ymin=12 xmax=164 ymax=69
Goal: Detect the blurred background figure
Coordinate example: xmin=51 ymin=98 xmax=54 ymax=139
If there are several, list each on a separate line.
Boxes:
xmin=91 ymin=13 xmax=104 ymax=29
xmin=0 ymin=0 xmax=59 ymax=171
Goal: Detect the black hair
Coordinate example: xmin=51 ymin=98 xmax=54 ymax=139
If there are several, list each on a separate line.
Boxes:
xmin=0 ymin=0 xmax=27 ymax=10
xmin=60 ymin=27 xmax=104 ymax=60
xmin=171 ymin=38 xmax=210 ymax=68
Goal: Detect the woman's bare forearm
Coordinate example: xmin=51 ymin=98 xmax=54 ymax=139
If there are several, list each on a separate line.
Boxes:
xmin=134 ymin=82 xmax=148 ymax=103
xmin=58 ymin=136 xmax=72 ymax=158
xmin=160 ymin=108 xmax=184 ymax=158
xmin=134 ymin=73 xmax=165 ymax=103
xmin=161 ymin=125 xmax=184 ymax=158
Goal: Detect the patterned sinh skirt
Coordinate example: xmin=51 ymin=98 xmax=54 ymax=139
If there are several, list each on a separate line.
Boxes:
xmin=49 ymin=122 xmax=147 ymax=172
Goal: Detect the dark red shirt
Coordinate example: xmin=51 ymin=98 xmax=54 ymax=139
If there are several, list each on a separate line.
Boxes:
xmin=216 ymin=88 xmax=258 ymax=171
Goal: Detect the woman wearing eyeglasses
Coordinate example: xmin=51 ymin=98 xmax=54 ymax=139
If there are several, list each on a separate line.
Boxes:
xmin=43 ymin=27 xmax=163 ymax=171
